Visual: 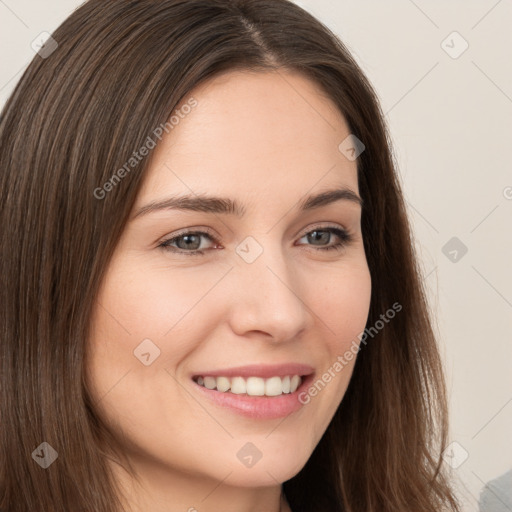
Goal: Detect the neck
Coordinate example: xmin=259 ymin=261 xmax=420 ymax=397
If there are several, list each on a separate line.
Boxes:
xmin=110 ymin=459 xmax=292 ymax=512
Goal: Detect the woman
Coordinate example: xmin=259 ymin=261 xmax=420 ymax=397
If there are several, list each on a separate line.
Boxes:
xmin=0 ymin=1 xmax=461 ymax=511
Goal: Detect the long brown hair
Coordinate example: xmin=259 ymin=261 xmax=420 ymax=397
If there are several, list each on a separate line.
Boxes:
xmin=0 ymin=1 xmax=460 ymax=510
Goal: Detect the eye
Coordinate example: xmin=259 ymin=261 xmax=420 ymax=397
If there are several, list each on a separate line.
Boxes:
xmin=159 ymin=228 xmax=219 ymax=255
xmin=158 ymin=225 xmax=353 ymax=256
xmin=296 ymin=226 xmax=353 ymax=252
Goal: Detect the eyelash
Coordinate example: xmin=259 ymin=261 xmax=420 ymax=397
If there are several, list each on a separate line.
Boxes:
xmin=158 ymin=226 xmax=353 ymax=256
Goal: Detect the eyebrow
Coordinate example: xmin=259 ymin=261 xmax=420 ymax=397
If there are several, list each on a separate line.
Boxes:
xmin=131 ymin=187 xmax=363 ymax=220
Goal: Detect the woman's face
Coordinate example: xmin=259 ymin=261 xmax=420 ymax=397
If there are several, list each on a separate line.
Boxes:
xmin=87 ymin=69 xmax=371 ymax=496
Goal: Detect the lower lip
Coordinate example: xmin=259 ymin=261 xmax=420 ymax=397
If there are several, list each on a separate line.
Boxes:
xmin=191 ymin=375 xmax=314 ymax=419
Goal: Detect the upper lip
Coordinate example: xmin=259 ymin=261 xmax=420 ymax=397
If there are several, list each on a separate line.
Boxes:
xmin=191 ymin=363 xmax=315 ymax=379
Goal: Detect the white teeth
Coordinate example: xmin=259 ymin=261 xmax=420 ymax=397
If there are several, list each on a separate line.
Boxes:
xmin=265 ymin=376 xmax=283 ymax=396
xmin=290 ymin=375 xmax=301 ymax=393
xmin=230 ymin=376 xmax=246 ymax=394
xmin=282 ymin=375 xmax=291 ymax=393
xmin=195 ymin=375 xmax=303 ymax=396
xmin=246 ymin=377 xmax=265 ymax=396
xmin=216 ymin=376 xmax=230 ymax=392
xmin=203 ymin=376 xmax=216 ymax=390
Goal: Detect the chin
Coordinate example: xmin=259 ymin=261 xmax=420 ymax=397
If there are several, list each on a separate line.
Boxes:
xmin=208 ymin=437 xmax=312 ymax=487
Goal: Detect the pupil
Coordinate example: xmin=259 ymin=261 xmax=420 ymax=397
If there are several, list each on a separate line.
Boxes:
xmin=179 ymin=234 xmax=200 ymax=250
xmin=309 ymin=230 xmax=329 ymax=245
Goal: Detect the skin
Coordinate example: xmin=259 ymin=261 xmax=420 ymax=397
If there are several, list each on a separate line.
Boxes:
xmin=86 ymin=69 xmax=372 ymax=512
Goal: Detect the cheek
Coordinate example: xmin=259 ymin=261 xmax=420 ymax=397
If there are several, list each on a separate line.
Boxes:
xmin=101 ymin=263 xmax=229 ymax=337
xmin=84 ymin=261 xmax=230 ymax=406
xmin=314 ymin=262 xmax=372 ymax=349
xmin=88 ymin=261 xmax=228 ymax=353
xmin=298 ymin=262 xmax=371 ymax=432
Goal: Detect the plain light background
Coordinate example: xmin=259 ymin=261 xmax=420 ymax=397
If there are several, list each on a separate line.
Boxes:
xmin=1 ymin=1 xmax=511 ymax=510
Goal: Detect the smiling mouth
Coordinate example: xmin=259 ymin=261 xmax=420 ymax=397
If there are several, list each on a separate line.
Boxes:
xmin=192 ymin=374 xmax=304 ymax=397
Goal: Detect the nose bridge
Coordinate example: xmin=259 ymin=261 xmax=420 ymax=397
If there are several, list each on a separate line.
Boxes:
xmin=228 ymin=235 xmax=311 ymax=340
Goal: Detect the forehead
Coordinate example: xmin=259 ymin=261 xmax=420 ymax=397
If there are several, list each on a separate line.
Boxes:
xmin=137 ymin=69 xmax=358 ymax=208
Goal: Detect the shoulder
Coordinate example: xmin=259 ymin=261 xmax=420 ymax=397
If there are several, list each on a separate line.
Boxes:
xmin=479 ymin=468 xmax=512 ymax=511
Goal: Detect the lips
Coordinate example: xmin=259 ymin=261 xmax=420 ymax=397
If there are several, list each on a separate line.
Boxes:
xmin=190 ymin=363 xmax=315 ymax=419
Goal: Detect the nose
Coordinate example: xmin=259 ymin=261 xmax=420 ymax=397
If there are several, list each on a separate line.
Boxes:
xmin=225 ymin=242 xmax=313 ymax=343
